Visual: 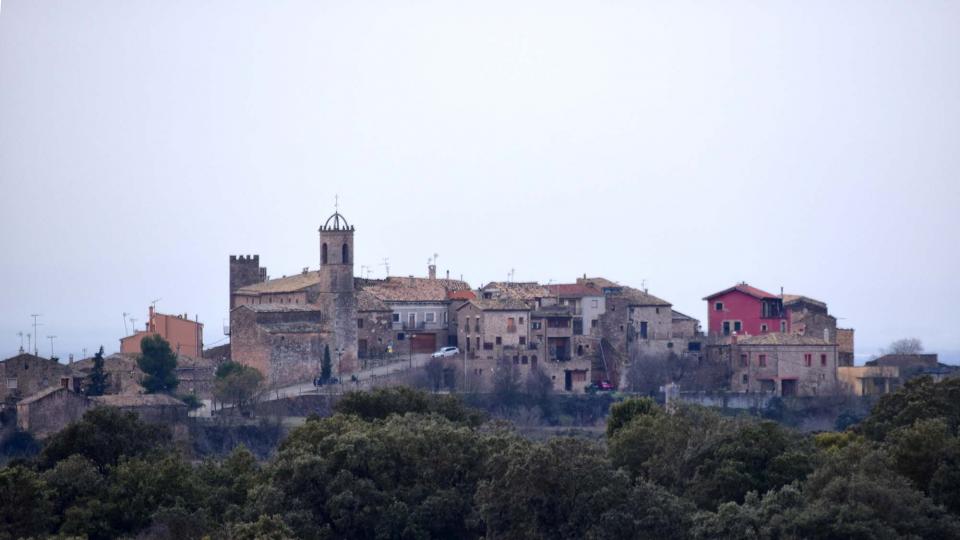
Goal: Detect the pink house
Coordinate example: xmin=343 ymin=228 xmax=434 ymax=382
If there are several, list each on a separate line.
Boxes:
xmin=703 ymin=283 xmax=789 ymax=337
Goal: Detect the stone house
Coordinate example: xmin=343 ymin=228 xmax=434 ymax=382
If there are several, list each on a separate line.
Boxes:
xmin=174 ymin=356 xmax=217 ymax=399
xmin=230 ymin=304 xmax=327 ymax=387
xmin=359 ymin=272 xmax=472 ymax=355
xmin=1 ymin=353 xmax=84 ymax=403
xmin=783 ymin=294 xmax=856 ymax=366
xmin=356 ymin=289 xmax=394 ymax=362
xmin=837 ymin=365 xmax=901 ymax=396
xmin=71 ymin=353 xmax=143 ymax=395
xmin=16 ymin=386 xmax=188 ymax=439
xmin=708 ymin=333 xmax=840 ymax=396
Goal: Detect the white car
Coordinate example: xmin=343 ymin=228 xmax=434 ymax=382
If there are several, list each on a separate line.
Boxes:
xmin=431 ymin=346 xmax=460 ymax=358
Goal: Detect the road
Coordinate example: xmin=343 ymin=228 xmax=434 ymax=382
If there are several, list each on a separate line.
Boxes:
xmin=261 ymin=352 xmax=437 ymax=401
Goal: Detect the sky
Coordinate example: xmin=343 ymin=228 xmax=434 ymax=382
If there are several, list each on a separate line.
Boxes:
xmin=1 ymin=0 xmax=958 ymax=363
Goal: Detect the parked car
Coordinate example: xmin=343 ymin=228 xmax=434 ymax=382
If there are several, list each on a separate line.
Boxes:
xmin=597 ymin=381 xmax=614 ymax=391
xmin=431 ymin=346 xmax=460 ymax=358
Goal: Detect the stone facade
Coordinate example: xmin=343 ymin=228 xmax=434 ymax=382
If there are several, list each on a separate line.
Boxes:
xmin=357 ymin=290 xmax=394 ymax=363
xmin=16 ymin=387 xmax=90 ymax=438
xmin=1 ymin=353 xmax=83 ymax=403
xmin=230 ymin=305 xmax=328 ymax=387
xmin=708 ymin=333 xmax=840 ymax=397
xmin=838 ymin=365 xmax=900 ymax=396
xmin=229 ymin=255 xmax=267 ymax=309
xmin=72 ymin=353 xmax=143 ymax=395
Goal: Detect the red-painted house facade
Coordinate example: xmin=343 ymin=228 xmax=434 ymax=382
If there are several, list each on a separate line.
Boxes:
xmin=703 ymin=283 xmax=790 ymax=337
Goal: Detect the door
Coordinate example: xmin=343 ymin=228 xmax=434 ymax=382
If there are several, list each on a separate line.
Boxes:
xmin=358 ymin=339 xmax=368 ymax=358
xmin=564 ymin=370 xmax=573 ymax=391
xmin=411 ymin=333 xmax=435 ymax=353
xmin=781 ymin=379 xmax=798 ymax=397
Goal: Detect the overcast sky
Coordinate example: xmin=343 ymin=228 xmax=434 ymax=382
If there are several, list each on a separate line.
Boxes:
xmin=1 ymin=0 xmax=958 ymax=363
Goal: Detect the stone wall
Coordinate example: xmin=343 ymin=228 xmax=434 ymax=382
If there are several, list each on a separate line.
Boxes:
xmin=229 ymin=255 xmax=266 ymax=309
xmin=1 ymin=354 xmax=77 ymax=403
xmin=17 ymin=388 xmax=90 ymax=438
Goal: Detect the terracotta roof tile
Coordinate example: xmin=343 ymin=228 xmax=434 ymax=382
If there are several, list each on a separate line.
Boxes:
xmin=236 ymin=272 xmax=322 ymax=294
xmin=704 ymin=283 xmax=778 ymax=301
xmin=362 ymin=276 xmax=471 ymax=303
xmin=467 ymin=298 xmax=531 ymax=311
xmin=545 ymin=284 xmax=603 ymax=297
xmin=737 ymin=334 xmax=832 ymax=346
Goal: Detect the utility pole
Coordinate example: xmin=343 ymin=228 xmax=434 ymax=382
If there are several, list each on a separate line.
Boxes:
xmin=30 ymin=314 xmax=41 ymax=355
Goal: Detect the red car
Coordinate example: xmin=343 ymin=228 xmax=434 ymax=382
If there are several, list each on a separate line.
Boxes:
xmin=597 ymin=381 xmax=614 ymax=391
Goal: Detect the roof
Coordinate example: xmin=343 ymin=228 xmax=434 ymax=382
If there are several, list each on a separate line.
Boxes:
xmin=481 ymin=282 xmax=550 ymax=301
xmin=236 ymin=272 xmax=322 ymax=294
xmin=357 ymin=289 xmax=391 ymax=312
xmin=737 ymin=334 xmax=833 ymax=346
xmin=869 ymin=354 xmax=939 ymax=369
xmin=1 ymin=352 xmax=52 ymax=365
xmin=447 ymin=290 xmax=477 ymax=301
xmin=671 ymin=310 xmax=697 ymax=321
xmin=362 ymin=276 xmax=471 ymax=303
xmin=619 ymin=286 xmax=671 ymax=307
xmin=175 ymin=355 xmax=217 ymax=369
xmin=545 ymin=284 xmax=603 ymax=298
xmin=18 ymin=386 xmax=74 ymax=405
xmin=704 ymin=283 xmax=779 ymax=301
xmin=782 ymin=294 xmax=827 ymax=310
xmin=73 ymin=353 xmax=139 ymax=372
xmin=233 ymin=304 xmax=323 ymax=313
xmin=461 ymin=298 xmax=531 ymax=312
xmin=576 ymin=277 xmax=620 ymax=289
xmin=92 ymin=393 xmax=187 ymax=408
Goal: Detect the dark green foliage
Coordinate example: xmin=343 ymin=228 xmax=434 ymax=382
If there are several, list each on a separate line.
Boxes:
xmin=858 ymin=376 xmax=960 ymax=441
xmin=0 ymin=466 xmax=52 ymax=540
xmin=137 ymin=334 xmax=179 ymax=393
xmin=321 ymin=344 xmax=332 ymax=382
xmin=334 ymin=385 xmax=485 ymax=426
xmin=606 ymin=396 xmax=660 ymax=437
xmin=39 ymin=407 xmax=172 ymax=472
xmin=0 ymin=430 xmax=40 ymax=462
xmin=85 ymin=346 xmax=108 ymax=396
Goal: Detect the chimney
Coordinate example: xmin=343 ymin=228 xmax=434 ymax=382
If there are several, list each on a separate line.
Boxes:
xmin=408 ymin=275 xmax=415 ymax=286
xmin=446 ymin=270 xmax=450 ymax=280
xmin=429 ymin=264 xmax=437 ymax=280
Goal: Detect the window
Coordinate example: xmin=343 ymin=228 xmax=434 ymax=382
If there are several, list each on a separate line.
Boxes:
xmin=591 ymin=299 xmax=599 ymax=308
xmin=513 ymin=356 xmax=519 ymax=364
xmin=573 ymin=319 xmax=583 ymax=335
xmin=715 ymin=302 xmax=724 ymax=311
xmin=521 ymin=356 xmax=528 ymax=364
xmin=466 ymin=338 xmax=471 ymax=351
xmin=392 ymin=313 xmax=400 ymax=323
xmin=495 ymin=336 xmax=502 ymax=345
xmin=667 ymin=342 xmax=674 ymax=349
xmin=483 ymin=342 xmax=493 ymax=350
xmin=758 ymin=354 xmax=767 ymax=367
xmin=321 ymin=243 xmax=328 ymax=264
xmin=425 ymin=312 xmax=435 ymax=323
xmin=761 ymin=324 xmax=768 ymax=333
xmin=357 ymin=318 xmax=364 ymax=329
xmin=733 ymin=321 xmax=742 ymax=333
xmin=722 ymin=321 xmax=731 ymax=336
xmin=740 ymin=353 xmax=748 ymax=367
xmin=519 ymin=336 xmax=526 ymax=345
xmin=688 ymin=341 xmax=702 ymax=352
xmin=804 ymin=353 xmax=812 ymax=367
xmin=591 ymin=319 xmax=598 ymax=329
xmin=639 ymin=321 xmax=648 ymax=339
xmin=742 ymin=374 xmax=749 ymax=384
xmin=532 ymin=321 xmax=542 ymax=330
xmin=821 ymin=353 xmax=828 ymax=367
xmin=476 ymin=337 xmax=480 ymax=349
xmin=656 ymin=307 xmax=660 ymax=314
xmin=519 ymin=317 xmax=525 ymax=325
xmin=6 ymin=378 xmax=16 ymax=390
xmin=341 ymin=243 xmax=349 ymax=264
xmin=507 ymin=317 xmax=516 ymax=333
xmin=397 ymin=333 xmax=405 ymax=340
xmin=780 ymin=320 xmax=787 ymax=333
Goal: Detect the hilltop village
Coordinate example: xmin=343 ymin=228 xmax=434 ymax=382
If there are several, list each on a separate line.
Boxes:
xmin=3 ymin=209 xmax=955 ymax=439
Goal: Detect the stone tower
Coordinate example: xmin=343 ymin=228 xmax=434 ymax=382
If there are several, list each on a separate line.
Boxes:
xmin=229 ymin=255 xmax=266 ymax=309
xmin=318 ymin=211 xmax=358 ymax=374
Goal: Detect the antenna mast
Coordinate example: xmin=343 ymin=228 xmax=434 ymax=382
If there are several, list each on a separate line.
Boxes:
xmin=30 ymin=314 xmax=42 ymax=356
xmin=381 ymin=257 xmax=390 ymax=276
xmin=122 ymin=312 xmax=129 ymax=335
xmin=46 ymin=335 xmax=56 ymax=358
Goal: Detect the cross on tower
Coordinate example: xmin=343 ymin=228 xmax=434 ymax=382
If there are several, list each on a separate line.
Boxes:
xmin=334 ymin=194 xmax=339 ymax=213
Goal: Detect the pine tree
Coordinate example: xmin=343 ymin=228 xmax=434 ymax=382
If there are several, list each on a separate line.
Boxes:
xmin=137 ymin=335 xmax=179 ymax=393
xmin=85 ymin=346 xmax=108 ymax=396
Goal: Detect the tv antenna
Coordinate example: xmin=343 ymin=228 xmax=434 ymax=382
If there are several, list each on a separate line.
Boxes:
xmin=130 ymin=316 xmax=138 ymax=332
xmin=46 ymin=335 xmax=56 ymax=358
xmin=30 ymin=314 xmax=42 ymax=355
xmin=122 ymin=312 xmax=130 ymax=335
xmin=16 ymin=332 xmax=24 ymax=353
xmin=381 ymin=258 xmax=390 ymax=276
xmin=26 ymin=333 xmax=32 ymax=355
xmin=508 ymin=268 xmax=515 ymax=283
xmin=151 ymin=298 xmax=162 ymax=311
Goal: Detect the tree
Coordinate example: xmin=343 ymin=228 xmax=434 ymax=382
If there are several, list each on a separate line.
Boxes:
xmin=0 ymin=466 xmax=53 ymax=540
xmin=321 ymin=344 xmax=332 ymax=383
xmin=84 ymin=346 xmax=109 ymax=396
xmin=424 ymin=357 xmax=446 ymax=392
xmin=137 ymin=335 xmax=179 ymax=394
xmin=492 ymin=362 xmax=522 ymax=406
xmin=39 ymin=407 xmax=172 ymax=472
xmin=214 ymin=361 xmax=264 ymax=412
xmin=524 ymin=366 xmax=554 ymax=416
xmin=606 ymin=397 xmax=660 ymax=437
xmin=886 ymin=337 xmax=924 ymax=355
xmin=333 ymin=386 xmax=484 ymax=426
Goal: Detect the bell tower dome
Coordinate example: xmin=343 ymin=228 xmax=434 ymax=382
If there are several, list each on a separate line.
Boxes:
xmin=316 ymin=203 xmax=358 ymax=374
xmin=318 ymin=210 xmax=355 ymax=293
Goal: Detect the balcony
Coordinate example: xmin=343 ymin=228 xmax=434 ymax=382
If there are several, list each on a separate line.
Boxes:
xmin=392 ymin=321 xmax=447 ymax=331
